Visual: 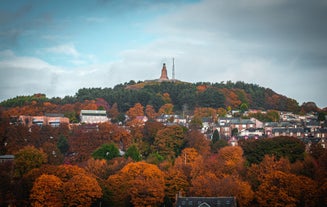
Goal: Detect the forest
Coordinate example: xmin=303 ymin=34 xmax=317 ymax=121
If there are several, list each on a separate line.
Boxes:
xmin=0 ymin=80 xmax=301 ymax=113
xmin=0 ymin=80 xmax=326 ymax=207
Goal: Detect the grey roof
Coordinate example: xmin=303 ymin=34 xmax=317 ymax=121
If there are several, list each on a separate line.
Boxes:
xmin=272 ymin=127 xmax=304 ymax=133
xmin=176 ymin=197 xmax=237 ymax=207
xmin=0 ymin=155 xmax=15 ymax=159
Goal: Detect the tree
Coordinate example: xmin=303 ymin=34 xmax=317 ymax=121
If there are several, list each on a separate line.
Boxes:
xmin=126 ymin=103 xmax=144 ymax=119
xmin=30 ymin=174 xmax=63 ymax=207
xmin=239 ymin=136 xmax=305 ymax=164
xmin=216 ymin=146 xmax=245 ymax=176
xmin=212 ymin=129 xmax=220 ymax=144
xmin=256 ymin=171 xmax=318 ymax=207
xmin=125 ymin=145 xmax=142 ymax=161
xmin=92 ymin=143 xmax=120 ymax=161
xmin=57 ymin=135 xmax=69 ymax=155
xmin=217 ymin=107 xmax=227 ymax=117
xmin=14 ymin=146 xmax=47 ymax=177
xmin=246 ymin=155 xmax=291 ymax=190
xmin=41 ymin=142 xmax=64 ymax=165
xmin=158 ymin=103 xmax=174 ymax=115
xmin=107 ymin=162 xmax=165 ymax=207
xmin=63 ymin=174 xmax=102 ymax=207
xmin=185 ymin=130 xmax=210 ymax=157
xmin=145 ymin=104 xmax=157 ymax=120
xmin=153 ymin=125 xmax=186 ymax=160
xmin=231 ymin=128 xmax=238 ymax=136
xmin=165 ymin=168 xmax=189 ymax=203
xmin=85 ymin=158 xmax=110 ymax=180
xmin=190 ymin=173 xmax=254 ymax=207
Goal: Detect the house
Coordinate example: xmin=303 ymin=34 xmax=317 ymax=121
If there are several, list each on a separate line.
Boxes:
xmin=156 ymin=114 xmax=187 ymax=125
xmin=176 ymin=196 xmax=237 ymax=207
xmin=229 ymin=119 xmax=255 ymax=133
xmin=14 ymin=115 xmax=69 ymax=127
xmin=315 ymin=128 xmax=327 ymax=138
xmin=0 ymin=155 xmax=15 ymax=163
xmin=80 ymin=110 xmax=109 ymax=124
xmin=238 ymin=128 xmax=264 ymax=138
xmin=271 ymin=127 xmax=304 ymax=138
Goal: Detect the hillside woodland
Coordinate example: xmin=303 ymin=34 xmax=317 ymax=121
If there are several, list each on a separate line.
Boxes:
xmin=0 ymin=81 xmax=326 ymax=207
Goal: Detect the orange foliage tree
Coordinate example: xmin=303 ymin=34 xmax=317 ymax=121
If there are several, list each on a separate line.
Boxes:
xmin=153 ymin=125 xmax=186 ymax=160
xmin=185 ymin=130 xmax=210 ymax=157
xmin=256 ymin=171 xmax=318 ymax=207
xmin=158 ymin=103 xmax=174 ymax=115
xmin=165 ymin=168 xmax=190 ymax=202
xmin=193 ymin=107 xmax=217 ymax=122
xmin=30 ymin=174 xmax=63 ymax=207
xmin=107 ymin=162 xmax=165 ymax=207
xmin=145 ymin=104 xmax=157 ymax=120
xmin=126 ymin=103 xmax=144 ymax=119
xmin=190 ymin=173 xmax=254 ymax=207
xmin=216 ymin=146 xmax=245 ymax=176
xmin=63 ymin=174 xmax=102 ymax=207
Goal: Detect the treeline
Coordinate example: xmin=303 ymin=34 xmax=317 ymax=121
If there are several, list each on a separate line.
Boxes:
xmin=1 ymin=80 xmax=300 ymax=113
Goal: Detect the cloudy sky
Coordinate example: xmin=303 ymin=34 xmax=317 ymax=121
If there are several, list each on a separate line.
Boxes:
xmin=0 ymin=0 xmax=326 ymax=107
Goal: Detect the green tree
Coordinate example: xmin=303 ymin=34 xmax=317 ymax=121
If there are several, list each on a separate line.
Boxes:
xmin=231 ymin=128 xmax=238 ymax=137
xmin=125 ymin=145 xmax=142 ymax=161
xmin=92 ymin=143 xmax=120 ymax=161
xmin=212 ymin=129 xmax=220 ymax=144
xmin=239 ymin=136 xmax=305 ymax=164
xmin=57 ymin=135 xmax=69 ymax=155
xmin=240 ymin=103 xmax=248 ymax=113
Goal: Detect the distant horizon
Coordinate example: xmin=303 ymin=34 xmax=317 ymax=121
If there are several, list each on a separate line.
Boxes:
xmin=1 ymin=0 xmax=326 ymax=107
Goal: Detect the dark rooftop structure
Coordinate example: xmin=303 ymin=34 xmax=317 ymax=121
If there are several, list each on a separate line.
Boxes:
xmin=176 ymin=196 xmax=237 ymax=207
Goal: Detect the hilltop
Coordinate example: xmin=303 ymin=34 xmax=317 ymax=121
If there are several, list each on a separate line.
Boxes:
xmin=0 ymin=80 xmax=307 ymax=113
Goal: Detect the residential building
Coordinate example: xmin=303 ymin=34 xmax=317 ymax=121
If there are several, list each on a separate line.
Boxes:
xmin=14 ymin=114 xmax=69 ymax=127
xmin=80 ymin=110 xmax=109 ymax=124
xmin=176 ymin=196 xmax=237 ymax=207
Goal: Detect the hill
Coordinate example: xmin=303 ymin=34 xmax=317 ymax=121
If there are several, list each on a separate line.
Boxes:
xmin=0 ymin=80 xmax=302 ymax=113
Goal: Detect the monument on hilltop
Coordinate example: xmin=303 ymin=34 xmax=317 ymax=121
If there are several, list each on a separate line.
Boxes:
xmin=159 ymin=63 xmax=169 ymax=81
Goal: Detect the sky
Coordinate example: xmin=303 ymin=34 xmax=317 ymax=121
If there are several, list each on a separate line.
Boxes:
xmin=0 ymin=0 xmax=326 ymax=108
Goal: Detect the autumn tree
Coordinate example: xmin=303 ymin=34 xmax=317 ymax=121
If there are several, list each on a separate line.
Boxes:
xmin=216 ymin=146 xmax=245 ymax=176
xmin=84 ymin=158 xmax=110 ymax=180
xmin=126 ymin=103 xmax=144 ymax=119
xmin=256 ymin=171 xmax=318 ymax=207
xmin=165 ymin=168 xmax=189 ymax=203
xmin=190 ymin=173 xmax=254 ymax=207
xmin=14 ymin=146 xmax=47 ymax=177
xmin=41 ymin=142 xmax=64 ymax=165
xmin=158 ymin=103 xmax=174 ymax=115
xmin=153 ymin=125 xmax=186 ymax=160
xmin=30 ymin=174 xmax=63 ymax=207
xmin=247 ymin=155 xmax=290 ymax=187
xmin=107 ymin=162 xmax=165 ymax=207
xmin=63 ymin=174 xmax=102 ymax=207
xmin=145 ymin=104 xmax=157 ymax=120
xmin=185 ymin=130 xmax=210 ymax=157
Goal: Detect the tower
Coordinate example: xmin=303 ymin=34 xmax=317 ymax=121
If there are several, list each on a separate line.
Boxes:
xmin=159 ymin=63 xmax=169 ymax=81
xmin=172 ymin=58 xmax=175 ymax=80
